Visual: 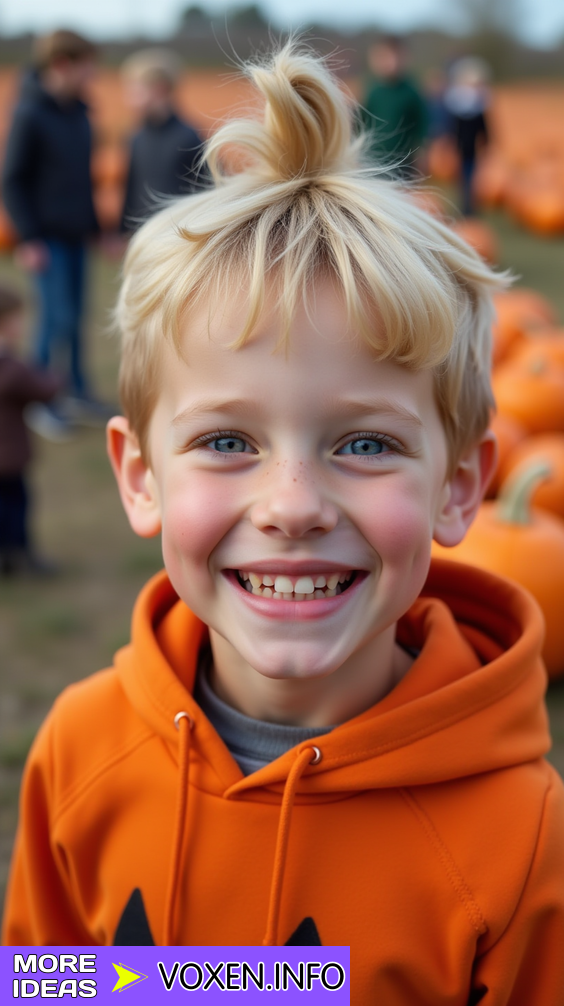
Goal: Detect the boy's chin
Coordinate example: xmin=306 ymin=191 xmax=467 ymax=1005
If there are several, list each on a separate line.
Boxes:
xmin=237 ymin=642 xmax=344 ymax=682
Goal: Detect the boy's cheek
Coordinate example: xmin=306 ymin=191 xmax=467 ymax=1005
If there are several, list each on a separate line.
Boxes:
xmin=352 ymin=492 xmax=433 ymax=564
xmin=160 ymin=480 xmax=238 ymax=572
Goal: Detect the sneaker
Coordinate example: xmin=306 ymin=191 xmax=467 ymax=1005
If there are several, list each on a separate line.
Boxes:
xmin=60 ymin=396 xmax=117 ymax=428
xmin=23 ymin=403 xmax=74 ymax=443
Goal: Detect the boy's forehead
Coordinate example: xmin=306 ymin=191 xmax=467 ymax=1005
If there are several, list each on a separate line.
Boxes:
xmin=156 ymin=287 xmax=441 ymax=434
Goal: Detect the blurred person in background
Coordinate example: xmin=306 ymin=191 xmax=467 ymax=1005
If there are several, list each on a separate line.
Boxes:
xmin=444 ymin=57 xmax=490 ymax=216
xmin=0 ymin=285 xmax=61 ymax=576
xmin=1 ymin=29 xmax=109 ymax=440
xmin=360 ymin=35 xmax=428 ymax=176
xmin=120 ymin=48 xmax=206 ymax=233
xmin=423 ymin=66 xmax=451 ymax=142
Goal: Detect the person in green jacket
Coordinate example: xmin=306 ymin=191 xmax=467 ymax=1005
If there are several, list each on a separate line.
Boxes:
xmin=361 ymin=35 xmax=428 ymax=176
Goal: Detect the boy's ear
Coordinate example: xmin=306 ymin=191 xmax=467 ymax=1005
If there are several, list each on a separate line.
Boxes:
xmin=106 ymin=416 xmax=161 ymax=538
xmin=433 ymin=431 xmax=497 ymax=547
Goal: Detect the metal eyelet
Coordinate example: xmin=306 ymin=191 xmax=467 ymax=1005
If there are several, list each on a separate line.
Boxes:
xmin=174 ymin=711 xmax=194 ymax=731
xmin=309 ymin=746 xmax=322 ymax=765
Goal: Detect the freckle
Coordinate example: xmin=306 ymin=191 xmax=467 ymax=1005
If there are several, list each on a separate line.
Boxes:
xmin=293 ymin=478 xmax=297 ymax=482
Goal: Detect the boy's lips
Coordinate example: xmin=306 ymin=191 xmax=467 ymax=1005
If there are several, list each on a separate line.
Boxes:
xmin=223 ymin=567 xmax=368 ymax=620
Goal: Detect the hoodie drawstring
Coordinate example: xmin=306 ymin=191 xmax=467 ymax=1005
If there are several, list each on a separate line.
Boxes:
xmin=163 ymin=711 xmax=193 ymax=946
xmin=263 ymin=745 xmax=322 ymax=947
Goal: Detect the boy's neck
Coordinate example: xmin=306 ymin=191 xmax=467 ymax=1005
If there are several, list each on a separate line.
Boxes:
xmin=207 ymin=625 xmax=413 ymax=727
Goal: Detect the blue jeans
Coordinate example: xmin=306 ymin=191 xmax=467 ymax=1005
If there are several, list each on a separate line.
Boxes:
xmin=460 ymin=157 xmax=476 ymax=217
xmin=35 ymin=239 xmax=87 ymax=396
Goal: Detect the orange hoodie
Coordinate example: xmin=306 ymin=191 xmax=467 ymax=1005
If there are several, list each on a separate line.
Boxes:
xmin=3 ymin=559 xmax=564 ymax=1005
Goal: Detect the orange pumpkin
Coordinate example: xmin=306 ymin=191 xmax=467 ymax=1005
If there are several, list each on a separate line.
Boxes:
xmin=427 ymin=136 xmax=460 ymax=182
xmin=450 ymin=218 xmax=498 ymax=264
xmin=486 ymin=413 xmax=528 ymax=498
xmin=512 ymin=185 xmax=564 ymax=236
xmin=507 ymin=331 xmax=564 ymax=370
xmin=492 ymin=353 xmax=564 ymax=433
xmin=432 ymin=460 xmax=564 ymax=678
xmin=472 ymin=152 xmax=509 ymax=208
xmin=491 ymin=289 xmax=557 ymax=366
xmin=499 ymin=434 xmax=564 ymax=519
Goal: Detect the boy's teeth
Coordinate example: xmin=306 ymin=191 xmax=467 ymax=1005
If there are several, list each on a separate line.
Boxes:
xmin=238 ymin=569 xmax=354 ymax=600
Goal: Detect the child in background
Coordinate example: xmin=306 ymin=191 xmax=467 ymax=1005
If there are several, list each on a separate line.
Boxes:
xmin=120 ymin=48 xmax=206 ymax=232
xmin=4 ymin=44 xmax=564 ymax=1005
xmin=0 ymin=285 xmax=61 ymax=574
xmin=444 ymin=56 xmax=490 ymax=216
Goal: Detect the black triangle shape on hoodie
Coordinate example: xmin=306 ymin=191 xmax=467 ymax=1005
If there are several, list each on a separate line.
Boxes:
xmin=113 ymin=889 xmax=321 ymax=948
xmin=113 ymin=888 xmax=155 ymax=946
xmin=284 ymin=917 xmax=322 ymax=946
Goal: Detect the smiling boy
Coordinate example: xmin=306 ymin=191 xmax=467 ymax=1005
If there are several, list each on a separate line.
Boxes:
xmin=4 ymin=43 xmax=564 ymax=1006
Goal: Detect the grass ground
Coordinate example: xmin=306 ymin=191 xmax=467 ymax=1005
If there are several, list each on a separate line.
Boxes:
xmin=1 ymin=203 xmax=564 ymax=920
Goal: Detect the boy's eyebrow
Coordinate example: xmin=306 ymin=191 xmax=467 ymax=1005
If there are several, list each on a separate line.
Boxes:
xmin=332 ymin=398 xmax=425 ymax=429
xmin=171 ymin=396 xmax=424 ymax=430
xmin=171 ymin=398 xmax=254 ymax=427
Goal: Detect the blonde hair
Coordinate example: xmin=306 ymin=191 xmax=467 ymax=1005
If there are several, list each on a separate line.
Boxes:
xmin=116 ymin=41 xmax=508 ymax=473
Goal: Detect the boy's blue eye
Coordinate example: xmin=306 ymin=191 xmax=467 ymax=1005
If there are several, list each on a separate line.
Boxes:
xmin=211 ymin=436 xmax=248 ymax=453
xmin=338 ymin=438 xmax=389 ymax=455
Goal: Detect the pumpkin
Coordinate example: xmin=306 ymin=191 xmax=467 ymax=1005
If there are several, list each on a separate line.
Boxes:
xmin=432 ymin=460 xmax=564 ymax=678
xmin=499 ymin=434 xmax=564 ymax=519
xmin=427 ymin=136 xmax=460 ymax=182
xmin=492 ymin=353 xmax=564 ymax=433
xmin=492 ymin=289 xmax=557 ymax=366
xmin=507 ymin=331 xmax=564 ymax=370
xmin=450 ymin=218 xmax=498 ymax=264
xmin=472 ymin=152 xmax=509 ymax=208
xmin=512 ymin=185 xmax=564 ymax=236
xmin=486 ymin=413 xmax=528 ymax=498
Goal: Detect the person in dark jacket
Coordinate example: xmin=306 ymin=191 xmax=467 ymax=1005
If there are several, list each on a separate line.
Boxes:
xmin=2 ymin=30 xmax=100 ymax=436
xmin=444 ymin=57 xmax=490 ymax=216
xmin=0 ymin=286 xmax=61 ymax=575
xmin=120 ymin=48 xmax=206 ymax=232
xmin=360 ymin=35 xmax=428 ymax=177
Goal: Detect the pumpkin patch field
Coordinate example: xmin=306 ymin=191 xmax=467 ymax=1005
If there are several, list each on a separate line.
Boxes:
xmin=2 ymin=68 xmax=564 ymax=918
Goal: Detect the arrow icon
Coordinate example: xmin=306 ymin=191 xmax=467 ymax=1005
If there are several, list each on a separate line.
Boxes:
xmin=112 ymin=962 xmax=148 ymax=992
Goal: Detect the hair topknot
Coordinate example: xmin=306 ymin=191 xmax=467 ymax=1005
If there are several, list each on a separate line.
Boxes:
xmin=117 ymin=39 xmax=510 ymax=476
xmin=205 ymin=42 xmax=363 ymax=184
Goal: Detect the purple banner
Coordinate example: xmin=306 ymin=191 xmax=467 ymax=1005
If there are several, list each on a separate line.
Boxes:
xmin=1 ymin=947 xmax=349 ymax=1003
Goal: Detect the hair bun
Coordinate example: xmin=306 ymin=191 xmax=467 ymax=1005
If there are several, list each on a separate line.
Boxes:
xmin=206 ymin=42 xmax=359 ymax=184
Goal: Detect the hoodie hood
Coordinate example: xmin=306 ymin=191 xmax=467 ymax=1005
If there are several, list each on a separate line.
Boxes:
xmin=115 ymin=557 xmax=550 ymax=796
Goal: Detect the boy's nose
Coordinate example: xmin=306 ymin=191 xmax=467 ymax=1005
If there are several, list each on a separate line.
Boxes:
xmin=250 ymin=466 xmax=339 ymax=539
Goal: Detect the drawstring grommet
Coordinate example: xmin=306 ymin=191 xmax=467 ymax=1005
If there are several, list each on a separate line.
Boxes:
xmin=174 ymin=711 xmax=194 ymax=731
xmin=309 ymin=745 xmax=322 ymax=765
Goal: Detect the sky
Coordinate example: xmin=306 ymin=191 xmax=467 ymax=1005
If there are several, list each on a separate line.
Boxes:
xmin=1 ymin=0 xmax=563 ymax=48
